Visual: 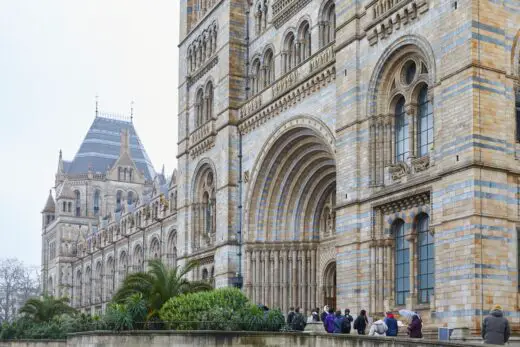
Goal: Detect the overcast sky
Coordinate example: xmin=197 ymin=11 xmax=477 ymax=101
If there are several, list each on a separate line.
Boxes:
xmin=0 ymin=1 xmax=180 ymax=266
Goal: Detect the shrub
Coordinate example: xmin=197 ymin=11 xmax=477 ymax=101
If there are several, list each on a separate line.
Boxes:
xmin=159 ymin=287 xmax=249 ymax=330
xmin=238 ymin=305 xmax=285 ymax=331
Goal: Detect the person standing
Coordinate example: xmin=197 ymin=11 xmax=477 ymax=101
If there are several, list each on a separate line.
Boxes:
xmin=287 ymin=307 xmax=295 ymax=326
xmin=291 ymin=307 xmax=306 ymax=331
xmin=333 ymin=310 xmax=345 ymax=334
xmin=353 ymin=309 xmax=368 ymax=335
xmin=320 ymin=305 xmax=329 ymax=326
xmin=324 ymin=307 xmax=335 ymax=333
xmin=343 ymin=309 xmax=353 ymax=334
xmin=482 ymin=305 xmax=510 ymax=345
xmin=407 ymin=314 xmax=423 ymax=339
xmin=384 ymin=312 xmax=398 ymax=337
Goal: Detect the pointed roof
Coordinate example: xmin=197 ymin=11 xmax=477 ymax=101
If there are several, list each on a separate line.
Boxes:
xmin=57 ymin=181 xmax=75 ymax=200
xmin=65 ymin=116 xmax=156 ymax=180
xmin=41 ymin=190 xmax=56 ymax=213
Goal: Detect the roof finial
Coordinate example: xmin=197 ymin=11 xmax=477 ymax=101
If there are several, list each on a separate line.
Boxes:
xmin=95 ymin=95 xmax=99 ymax=118
xmin=161 ymin=164 xmax=165 ymax=177
xmin=59 ymin=149 xmax=62 ymax=160
xmin=130 ymin=100 xmax=134 ymax=123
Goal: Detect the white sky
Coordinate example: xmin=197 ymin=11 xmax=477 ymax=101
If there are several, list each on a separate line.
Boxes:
xmin=0 ymin=1 xmax=180 ymax=266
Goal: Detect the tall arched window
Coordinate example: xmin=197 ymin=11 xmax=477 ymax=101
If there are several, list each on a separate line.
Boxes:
xmin=75 ymin=270 xmax=82 ymax=307
xmin=192 ymin=167 xmax=216 ymax=250
xmin=196 ymin=89 xmax=204 ymax=127
xmin=68 ymin=202 xmax=72 ymax=213
xmin=95 ymin=262 xmax=102 ymax=302
xmin=264 ymin=49 xmax=274 ymax=86
xmin=251 ymin=58 xmax=261 ymax=94
xmin=93 ymin=190 xmax=100 ymax=216
xmin=62 ymin=201 xmax=66 ymax=212
xmin=394 ymin=97 xmax=409 ymax=163
xmin=394 ymin=219 xmax=409 ymax=306
xmin=74 ymin=190 xmax=81 ymax=217
xmin=127 ymin=191 xmax=134 ymax=206
xmin=299 ymin=21 xmax=311 ymax=61
xmin=320 ymin=0 xmax=336 ymax=46
xmin=167 ymin=230 xmax=177 ymax=268
xmin=116 ymin=191 xmax=122 ymax=212
xmin=417 ymin=214 xmax=434 ymax=303
xmin=417 ymin=86 xmax=433 ymax=157
xmin=150 ymin=238 xmax=160 ymax=259
xmin=205 ymin=82 xmax=214 ymax=122
xmin=129 ymin=169 xmax=133 ymax=182
xmin=283 ymin=33 xmax=296 ymax=73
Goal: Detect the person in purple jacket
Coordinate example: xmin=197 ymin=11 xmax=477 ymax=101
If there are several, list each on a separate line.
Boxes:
xmin=324 ymin=307 xmax=335 ymax=333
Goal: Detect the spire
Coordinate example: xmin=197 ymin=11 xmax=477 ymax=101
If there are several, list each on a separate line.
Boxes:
xmin=42 ymin=190 xmax=56 ymax=213
xmin=95 ymin=95 xmax=99 ymax=118
xmin=130 ymin=100 xmax=134 ymax=123
xmin=161 ymin=164 xmax=165 ymax=177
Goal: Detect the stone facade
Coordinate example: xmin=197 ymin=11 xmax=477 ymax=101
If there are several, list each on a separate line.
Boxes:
xmin=176 ymin=0 xmax=520 ymax=334
xmin=41 ymin=114 xmax=183 ymax=314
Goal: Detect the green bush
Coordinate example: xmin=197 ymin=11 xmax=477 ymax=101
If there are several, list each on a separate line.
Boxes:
xmin=159 ymin=287 xmax=249 ymax=330
xmin=237 ymin=305 xmax=285 ymax=331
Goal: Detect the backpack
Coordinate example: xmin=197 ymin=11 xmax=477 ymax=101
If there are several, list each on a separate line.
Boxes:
xmin=376 ymin=323 xmax=385 ymax=335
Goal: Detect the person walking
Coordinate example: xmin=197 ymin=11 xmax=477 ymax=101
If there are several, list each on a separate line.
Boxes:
xmin=353 ymin=309 xmax=368 ymax=335
xmin=407 ymin=314 xmax=423 ymax=339
xmin=384 ymin=311 xmax=398 ymax=337
xmin=291 ymin=307 xmax=306 ymax=331
xmin=342 ymin=309 xmax=353 ymax=334
xmin=324 ymin=307 xmax=335 ymax=333
xmin=287 ymin=307 xmax=295 ymax=326
xmin=368 ymin=316 xmax=388 ymax=336
xmin=482 ymin=305 xmax=510 ymax=345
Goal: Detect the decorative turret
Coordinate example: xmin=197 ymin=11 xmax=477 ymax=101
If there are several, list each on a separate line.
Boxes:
xmin=55 ymin=149 xmax=65 ymax=186
xmin=56 ymin=181 xmax=76 ymax=216
xmin=41 ymin=190 xmax=56 ymax=228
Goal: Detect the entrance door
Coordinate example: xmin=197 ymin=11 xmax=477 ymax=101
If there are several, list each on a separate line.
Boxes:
xmin=323 ymin=262 xmax=336 ymax=309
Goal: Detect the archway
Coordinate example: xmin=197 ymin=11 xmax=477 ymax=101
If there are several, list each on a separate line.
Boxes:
xmin=323 ymin=261 xmax=336 ymax=309
xmin=245 ymin=118 xmax=336 ymax=313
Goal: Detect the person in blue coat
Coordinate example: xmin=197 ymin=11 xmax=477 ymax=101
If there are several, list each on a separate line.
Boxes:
xmin=384 ymin=312 xmax=399 ymax=337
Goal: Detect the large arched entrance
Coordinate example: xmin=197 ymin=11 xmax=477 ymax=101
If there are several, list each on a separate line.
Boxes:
xmin=244 ymin=118 xmax=336 ymax=313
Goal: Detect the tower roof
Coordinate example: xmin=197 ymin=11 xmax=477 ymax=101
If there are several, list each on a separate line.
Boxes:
xmin=65 ymin=116 xmax=156 ymax=180
xmin=41 ymin=190 xmax=56 ymax=213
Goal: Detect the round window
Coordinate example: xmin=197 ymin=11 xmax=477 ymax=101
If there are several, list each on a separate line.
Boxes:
xmin=402 ymin=60 xmax=417 ymax=85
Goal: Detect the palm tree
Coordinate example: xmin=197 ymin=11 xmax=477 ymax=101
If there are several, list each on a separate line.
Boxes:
xmin=113 ymin=259 xmax=211 ymax=317
xmin=19 ymin=295 xmax=77 ymax=322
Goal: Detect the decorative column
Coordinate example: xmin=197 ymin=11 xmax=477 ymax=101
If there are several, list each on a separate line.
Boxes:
xmin=406 ymin=103 xmax=418 ymax=160
xmin=255 ymin=249 xmax=260 ymax=303
xmin=281 ymin=51 xmax=288 ymax=73
xmin=281 ymin=250 xmax=286 ymax=312
xmin=384 ymin=237 xmax=395 ymax=310
xmin=246 ymin=249 xmax=252 ymax=298
xmin=295 ymin=41 xmax=302 ymax=65
xmin=369 ymin=240 xmax=376 ymax=313
xmin=405 ymin=231 xmax=417 ymax=309
xmin=311 ymin=248 xmax=317 ymax=310
xmin=292 ymin=249 xmax=298 ymax=308
xmin=274 ymin=250 xmax=280 ymax=308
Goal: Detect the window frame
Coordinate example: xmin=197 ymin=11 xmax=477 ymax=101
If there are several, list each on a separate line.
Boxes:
xmin=394 ymin=219 xmax=410 ymax=306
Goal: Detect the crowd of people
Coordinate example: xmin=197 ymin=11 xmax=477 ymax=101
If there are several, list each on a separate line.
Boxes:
xmin=285 ymin=306 xmax=422 ymax=338
xmin=284 ymin=304 xmax=511 ymax=346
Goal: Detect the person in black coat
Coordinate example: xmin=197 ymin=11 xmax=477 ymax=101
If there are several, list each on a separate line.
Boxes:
xmin=353 ymin=309 xmax=368 ymax=335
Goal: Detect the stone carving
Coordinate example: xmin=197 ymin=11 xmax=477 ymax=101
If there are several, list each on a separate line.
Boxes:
xmin=388 ymin=162 xmax=409 ymax=180
xmin=411 ymin=155 xmax=430 ymax=173
xmin=240 ymin=95 xmax=262 ymax=120
xmin=272 ymin=70 xmax=299 ymax=97
xmin=365 ymin=0 xmax=429 ymax=46
xmin=272 ymin=0 xmax=313 ymax=28
xmin=309 ymin=45 xmax=335 ymax=72
xmin=188 ymin=56 xmax=218 ymax=88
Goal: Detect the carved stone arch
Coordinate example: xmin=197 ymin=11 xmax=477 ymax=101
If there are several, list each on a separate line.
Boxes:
xmin=318 ymin=0 xmax=335 ymax=20
xmin=244 ymin=115 xmax=336 ymax=242
xmin=191 ymin=157 xmax=218 ymax=201
xmin=149 ymin=236 xmax=161 ymax=259
xmin=261 ymin=44 xmax=276 ymax=62
xmin=191 ymin=158 xmax=217 ymax=250
xmin=167 ymin=228 xmax=178 ymax=267
xmin=296 ymin=15 xmax=313 ymax=36
xmin=281 ymin=26 xmax=297 ymax=47
xmin=367 ymin=34 xmax=436 ymax=117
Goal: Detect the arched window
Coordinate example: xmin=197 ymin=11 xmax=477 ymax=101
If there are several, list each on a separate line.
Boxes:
xmin=417 ymin=214 xmax=434 ymax=303
xmin=118 ymin=251 xmax=127 ymax=287
xmin=74 ymin=190 xmax=81 ymax=217
xmin=202 ymin=268 xmax=209 ymax=281
xmin=118 ymin=167 xmax=122 ymax=181
xmin=68 ymin=202 xmax=72 ymax=213
xmin=394 ymin=97 xmax=409 ymax=163
xmin=95 ymin=262 xmax=102 ymax=302
xmin=167 ymin=230 xmax=177 ymax=267
xmin=205 ymin=82 xmax=214 ymax=122
xmin=93 ymin=190 xmax=101 ymax=216
xmin=129 ymin=169 xmax=133 ymax=182
xmin=394 ymin=219 xmax=409 ymax=306
xmin=321 ymin=0 xmax=336 ymax=46
xmin=106 ymin=257 xmax=114 ymax=298
xmin=283 ymin=33 xmax=296 ymax=73
xmin=134 ymin=245 xmax=144 ymax=272
xmin=251 ymin=58 xmax=261 ymax=95
xmin=264 ymin=49 xmax=274 ymax=86
xmin=127 ymin=191 xmax=134 ymax=206
xmin=75 ymin=269 xmax=82 ymax=307
xmin=196 ymin=88 xmax=204 ymax=127
xmin=417 ymin=86 xmax=433 ymax=157
xmin=62 ymin=201 xmax=66 ymax=212
xmin=192 ymin=167 xmax=216 ymax=250
xmin=298 ymin=21 xmax=311 ymax=62
xmin=116 ymin=191 xmax=122 ymax=212
xmin=255 ymin=2 xmax=263 ymax=34
xmin=150 ymin=238 xmax=160 ymax=259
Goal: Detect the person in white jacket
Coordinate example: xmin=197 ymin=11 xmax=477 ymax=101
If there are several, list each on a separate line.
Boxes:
xmin=368 ymin=319 xmax=388 ymax=336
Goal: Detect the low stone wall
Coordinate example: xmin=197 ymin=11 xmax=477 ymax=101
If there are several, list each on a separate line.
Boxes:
xmin=0 ymin=341 xmax=66 ymax=347
xmin=67 ymin=331 xmax=485 ymax=347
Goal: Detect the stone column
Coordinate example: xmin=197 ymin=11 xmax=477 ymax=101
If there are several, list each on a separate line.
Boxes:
xmin=281 ymin=51 xmax=288 ymax=73
xmin=254 ymin=249 xmax=260 ymax=303
xmin=292 ymin=249 xmax=298 ymax=308
xmin=274 ymin=250 xmax=280 ymax=308
xmin=406 ymin=104 xmax=417 ymax=160
xmin=406 ymin=232 xmax=417 ymax=308
xmin=281 ymin=250 xmax=286 ymax=312
xmin=311 ymin=248 xmax=317 ymax=310
xmin=369 ymin=240 xmax=376 ymax=313
xmin=246 ymin=249 xmax=252 ymax=298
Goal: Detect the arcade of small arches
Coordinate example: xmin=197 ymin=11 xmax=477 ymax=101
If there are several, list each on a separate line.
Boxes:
xmin=248 ymin=0 xmax=335 ymax=98
xmin=69 ymin=229 xmax=178 ymax=308
xmin=187 ymin=21 xmax=218 ymax=74
xmin=194 ymin=81 xmax=215 ymax=128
